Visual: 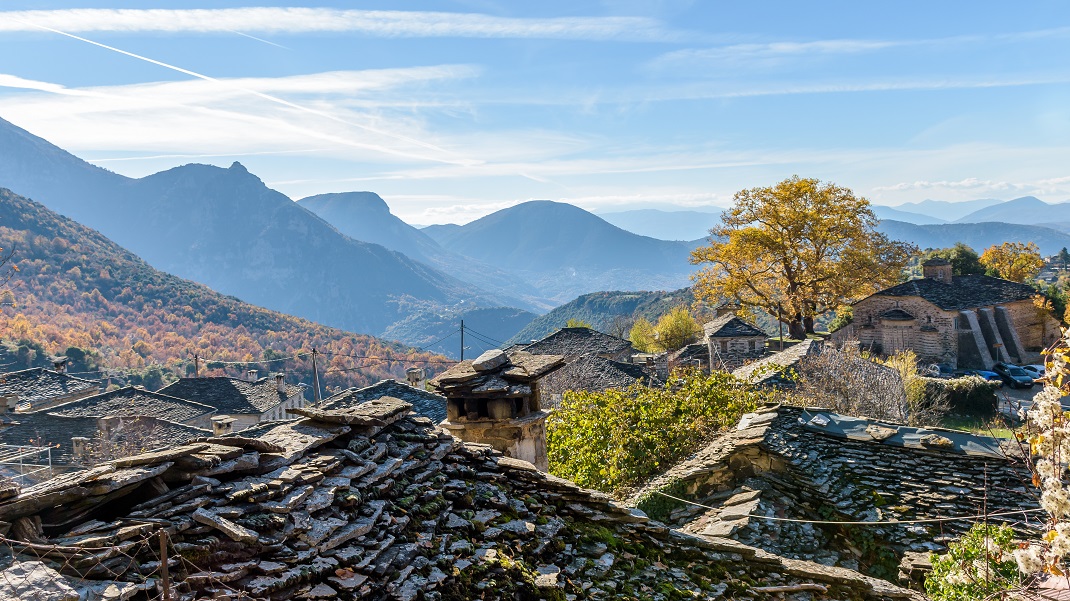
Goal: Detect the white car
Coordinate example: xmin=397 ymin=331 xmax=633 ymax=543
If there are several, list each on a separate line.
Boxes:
xmin=1022 ymin=364 xmax=1046 ymax=379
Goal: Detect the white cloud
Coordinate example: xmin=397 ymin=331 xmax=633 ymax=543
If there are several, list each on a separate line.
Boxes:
xmin=873 ymin=176 xmax=1070 ymax=199
xmin=0 ymin=8 xmax=678 ymax=41
xmin=654 ymin=39 xmax=899 ymax=69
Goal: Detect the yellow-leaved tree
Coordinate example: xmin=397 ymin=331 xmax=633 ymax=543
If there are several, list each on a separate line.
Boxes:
xmin=691 ymin=176 xmax=916 ymax=340
xmin=980 ymin=241 xmax=1044 ymax=283
xmin=628 ymin=307 xmax=701 ymax=353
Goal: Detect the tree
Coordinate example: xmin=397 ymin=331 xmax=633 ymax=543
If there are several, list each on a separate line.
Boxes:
xmin=564 ymin=318 xmax=592 ymax=329
xmin=628 ymin=317 xmax=657 ymax=353
xmin=653 ymin=306 xmax=701 ymax=352
xmin=1059 ymin=247 xmax=1070 ymax=270
xmin=691 ymin=176 xmax=916 ymax=339
xmin=979 ymin=241 xmax=1044 ymax=283
xmin=921 ymin=243 xmax=985 ymax=276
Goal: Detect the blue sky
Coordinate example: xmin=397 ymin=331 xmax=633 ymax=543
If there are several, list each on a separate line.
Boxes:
xmin=1 ymin=2 xmax=1068 ymax=224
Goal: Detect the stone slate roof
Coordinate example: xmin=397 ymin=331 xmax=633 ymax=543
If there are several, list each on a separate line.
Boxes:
xmin=879 ymin=308 xmax=916 ymax=321
xmin=631 ymin=404 xmax=1032 ymax=581
xmin=0 ymin=368 xmax=99 ymax=409
xmin=859 ymin=275 xmax=1038 ymax=311
xmin=159 ymin=376 xmax=303 ymax=415
xmin=0 ymin=398 xmax=919 ymax=600
xmin=520 ymin=327 xmax=633 ymax=358
xmin=922 ymin=257 xmax=950 ymax=266
xmin=320 ymin=379 xmax=446 ymax=423
xmin=46 ymin=386 xmax=216 ymax=424
xmin=0 ymin=412 xmax=209 ymax=466
xmin=539 ymin=356 xmax=662 ymax=408
xmin=732 ymin=339 xmax=821 ymax=387
xmin=703 ymin=314 xmax=768 ymax=338
xmin=670 ymin=341 xmax=710 ymax=366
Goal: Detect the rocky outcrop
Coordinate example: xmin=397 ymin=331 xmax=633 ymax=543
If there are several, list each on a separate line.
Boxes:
xmin=0 ymin=397 xmax=921 ymax=599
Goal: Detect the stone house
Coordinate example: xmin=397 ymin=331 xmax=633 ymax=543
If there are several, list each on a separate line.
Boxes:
xmin=704 ymin=313 xmax=769 ymax=371
xmin=0 ymin=367 xmax=100 ymax=413
xmin=159 ymin=374 xmax=306 ymax=433
xmin=538 ymin=354 xmax=663 ymax=408
xmin=46 ymin=386 xmax=218 ymax=429
xmin=833 ymin=258 xmax=1060 ymax=369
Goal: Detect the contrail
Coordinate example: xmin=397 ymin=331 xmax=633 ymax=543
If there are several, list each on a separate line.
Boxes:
xmin=5 ymin=15 xmax=478 ymax=166
xmin=228 ymin=29 xmax=289 ymax=50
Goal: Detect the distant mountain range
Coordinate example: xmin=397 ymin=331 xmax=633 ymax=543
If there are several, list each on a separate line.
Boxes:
xmin=951 ymin=196 xmax=1070 ymax=225
xmin=889 ymin=198 xmax=1005 ymax=221
xmin=869 ymin=205 xmax=947 ymax=225
xmin=0 ymin=187 xmax=447 ymax=390
xmin=423 ymin=200 xmax=699 ymax=302
xmin=877 ymin=219 xmax=1070 ymax=255
xmin=297 ymin=192 xmax=548 ymax=312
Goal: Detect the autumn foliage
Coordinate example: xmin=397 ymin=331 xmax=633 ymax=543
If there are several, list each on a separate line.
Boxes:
xmin=0 ymin=188 xmax=450 ymax=392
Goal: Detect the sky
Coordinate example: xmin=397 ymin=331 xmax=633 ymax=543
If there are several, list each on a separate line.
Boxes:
xmin=0 ymin=2 xmax=1069 ymax=224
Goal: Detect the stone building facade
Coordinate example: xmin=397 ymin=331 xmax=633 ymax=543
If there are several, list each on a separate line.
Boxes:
xmin=704 ymin=312 xmax=769 ymax=371
xmin=833 ymin=258 xmax=1060 ymax=369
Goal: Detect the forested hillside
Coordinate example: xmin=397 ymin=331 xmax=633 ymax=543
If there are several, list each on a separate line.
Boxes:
xmin=0 ymin=188 xmax=451 ymax=393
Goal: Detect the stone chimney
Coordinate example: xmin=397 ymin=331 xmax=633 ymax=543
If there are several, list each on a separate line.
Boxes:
xmin=212 ymin=416 xmax=235 ymax=436
xmin=52 ymin=358 xmax=68 ymax=373
xmin=247 ymin=369 xmax=258 ymax=382
xmin=275 ymin=373 xmax=286 ymax=393
xmin=0 ymin=395 xmax=15 ymax=415
xmin=405 ymin=367 xmax=425 ymax=388
xmin=715 ymin=302 xmax=741 ymax=318
xmin=430 ymin=349 xmax=564 ymax=471
xmin=71 ymin=437 xmax=89 ymax=462
xmin=922 ymin=258 xmax=953 ymax=283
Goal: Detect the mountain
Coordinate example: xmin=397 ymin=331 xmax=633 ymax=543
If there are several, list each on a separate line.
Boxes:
xmin=891 ymin=198 xmax=1004 ymax=222
xmin=0 ymin=117 xmax=506 ymax=337
xmin=382 ymin=307 xmax=537 ymax=359
xmin=954 ymin=196 xmax=1070 ymax=225
xmin=424 ymin=201 xmax=698 ymax=302
xmin=508 ymin=289 xmax=700 ymax=344
xmin=878 ymin=219 xmax=1070 ymax=255
xmin=595 ymin=209 xmax=721 ymax=241
xmin=870 ymin=205 xmax=947 ymax=225
xmin=0 ymin=187 xmax=449 ymax=391
xmin=297 ymin=192 xmax=548 ymax=311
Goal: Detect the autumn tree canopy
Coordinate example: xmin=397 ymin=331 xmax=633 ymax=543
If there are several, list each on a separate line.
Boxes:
xmin=980 ymin=241 xmax=1044 ymax=283
xmin=628 ymin=306 xmax=701 ymax=353
xmin=690 ymin=176 xmax=916 ymax=339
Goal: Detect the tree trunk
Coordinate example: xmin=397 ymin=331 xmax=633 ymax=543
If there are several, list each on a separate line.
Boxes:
xmin=804 ymin=315 xmax=816 ymax=335
xmin=788 ymin=319 xmax=807 ymax=340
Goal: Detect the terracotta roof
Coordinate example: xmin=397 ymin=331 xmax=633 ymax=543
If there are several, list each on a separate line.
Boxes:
xmin=0 ymin=368 xmax=99 ymax=409
xmin=520 ymin=327 xmax=632 ymax=357
xmin=703 ymin=314 xmax=768 ymax=338
xmin=47 ymin=386 xmax=216 ymax=424
xmin=0 ymin=400 xmax=921 ymax=600
xmin=320 ymin=379 xmax=446 ymax=423
xmin=859 ymin=275 xmax=1038 ymax=311
xmin=159 ymin=376 xmax=304 ymax=415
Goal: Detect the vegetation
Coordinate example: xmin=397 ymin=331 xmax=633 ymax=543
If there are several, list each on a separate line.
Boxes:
xmin=980 ymin=241 xmax=1044 ymax=282
xmin=564 ymin=318 xmax=592 ymax=328
xmin=925 ymin=523 xmax=1021 ymax=601
xmin=924 ymin=376 xmax=999 ymax=418
xmin=919 ymin=243 xmax=986 ymax=276
xmin=0 ymin=188 xmax=448 ymax=393
xmin=691 ymin=176 xmax=916 ymax=339
xmin=628 ymin=307 xmax=701 ymax=353
xmin=546 ymin=368 xmax=773 ymax=494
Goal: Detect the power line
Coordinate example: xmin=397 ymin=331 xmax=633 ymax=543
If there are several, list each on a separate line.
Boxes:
xmin=464 ymin=326 xmax=507 ymax=347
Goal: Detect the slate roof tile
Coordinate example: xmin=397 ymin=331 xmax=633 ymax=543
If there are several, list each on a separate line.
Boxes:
xmin=520 ymin=327 xmax=632 ymax=357
xmin=319 ymin=379 xmax=446 ymax=423
xmin=159 ymin=377 xmax=304 ymax=415
xmin=47 ymin=386 xmax=216 ymax=424
xmin=703 ymin=314 xmax=768 ymax=338
xmin=0 ymin=368 xmax=99 ymax=408
xmin=859 ymin=275 xmax=1038 ymax=311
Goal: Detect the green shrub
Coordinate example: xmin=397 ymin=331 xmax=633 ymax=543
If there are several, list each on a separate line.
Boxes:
xmin=925 ymin=523 xmax=1020 ymax=601
xmin=923 ymin=376 xmax=999 ymax=417
xmin=546 ymin=367 xmax=773 ymax=494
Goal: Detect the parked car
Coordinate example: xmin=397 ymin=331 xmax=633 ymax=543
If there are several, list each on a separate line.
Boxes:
xmin=992 ymin=362 xmax=1035 ymax=389
xmin=960 ymin=369 xmax=1004 ymax=387
xmin=1022 ymin=364 xmax=1046 ymax=379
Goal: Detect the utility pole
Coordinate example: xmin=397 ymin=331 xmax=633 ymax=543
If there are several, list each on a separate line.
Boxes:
xmin=311 ymin=348 xmax=322 ymax=404
xmin=193 ymin=353 xmax=200 ymax=377
xmin=460 ymin=320 xmax=465 ymax=361
xmin=777 ymin=303 xmax=784 ymax=351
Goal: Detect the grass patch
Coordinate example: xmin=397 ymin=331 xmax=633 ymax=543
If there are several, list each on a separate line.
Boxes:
xmin=938 ymin=414 xmax=1016 ymax=439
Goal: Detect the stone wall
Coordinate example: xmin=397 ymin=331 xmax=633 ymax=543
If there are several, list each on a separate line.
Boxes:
xmin=708 ymin=336 xmax=768 ymax=371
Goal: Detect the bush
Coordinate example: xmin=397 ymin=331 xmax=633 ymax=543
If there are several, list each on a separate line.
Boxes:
xmin=546 ymin=367 xmax=773 ymax=494
xmin=923 ymin=376 xmax=999 ymax=418
xmin=925 ymin=523 xmax=1020 ymax=601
